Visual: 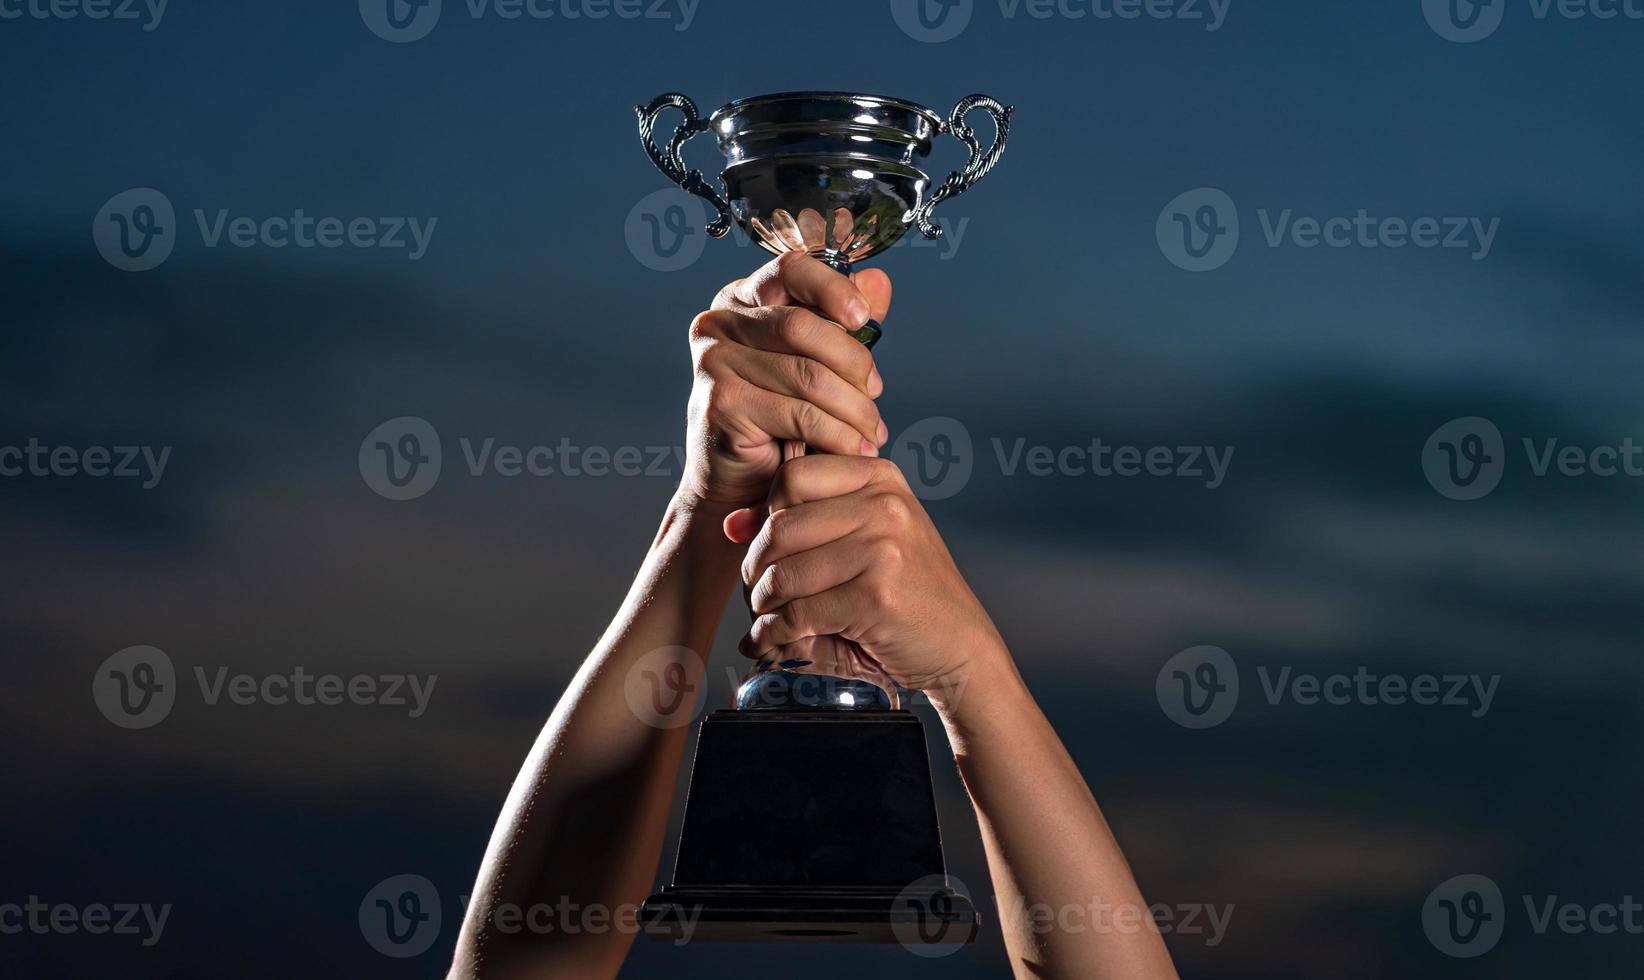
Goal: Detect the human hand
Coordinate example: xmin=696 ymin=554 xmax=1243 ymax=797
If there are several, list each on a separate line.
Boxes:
xmin=677 ymin=252 xmax=893 ymax=516
xmin=729 ymin=454 xmax=1008 ymax=704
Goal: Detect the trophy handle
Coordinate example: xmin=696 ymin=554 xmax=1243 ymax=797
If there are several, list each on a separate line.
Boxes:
xmin=910 ymin=94 xmax=1014 ymax=241
xmin=635 ymin=93 xmax=735 ymax=238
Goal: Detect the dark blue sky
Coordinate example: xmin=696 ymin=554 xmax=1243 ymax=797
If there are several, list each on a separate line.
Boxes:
xmin=3 ymin=1 xmax=1643 ymax=977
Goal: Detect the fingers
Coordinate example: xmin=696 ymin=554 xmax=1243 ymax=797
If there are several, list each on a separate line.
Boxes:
xmin=699 ymin=306 xmax=880 ymax=398
xmin=731 ymin=385 xmax=877 ymax=459
xmin=728 ymin=348 xmax=882 ymax=448
xmin=717 ymin=253 xmax=885 ymax=331
xmin=747 ymin=577 xmax=874 ymax=655
xmin=742 ymin=495 xmax=872 ymax=588
xmin=747 ymin=529 xmax=882 ymax=615
xmin=766 ymin=454 xmax=905 ymax=512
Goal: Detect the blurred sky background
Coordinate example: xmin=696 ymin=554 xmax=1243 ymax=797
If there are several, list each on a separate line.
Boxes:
xmin=3 ymin=0 xmax=1643 ymax=976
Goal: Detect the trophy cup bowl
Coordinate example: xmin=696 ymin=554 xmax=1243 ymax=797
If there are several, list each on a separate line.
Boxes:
xmin=638 ymin=90 xmax=1012 ymax=348
xmin=634 ymin=90 xmax=1011 ymax=945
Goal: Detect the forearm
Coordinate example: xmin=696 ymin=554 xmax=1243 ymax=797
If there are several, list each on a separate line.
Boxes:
xmin=936 ymin=650 xmax=1178 ymax=980
xmin=450 ymin=493 xmax=742 ymax=980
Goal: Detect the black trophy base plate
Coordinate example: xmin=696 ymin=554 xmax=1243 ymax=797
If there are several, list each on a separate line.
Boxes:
xmin=640 ymin=885 xmax=977 ymax=944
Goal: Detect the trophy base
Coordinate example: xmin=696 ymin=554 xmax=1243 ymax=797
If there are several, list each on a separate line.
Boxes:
xmin=640 ymin=885 xmax=977 ymax=944
xmin=640 ymin=709 xmax=976 ymax=944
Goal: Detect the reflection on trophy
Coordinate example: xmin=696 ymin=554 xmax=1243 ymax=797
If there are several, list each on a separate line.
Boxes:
xmin=635 ymin=91 xmax=1012 ymax=943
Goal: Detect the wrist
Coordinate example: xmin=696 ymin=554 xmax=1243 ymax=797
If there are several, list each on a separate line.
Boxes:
xmin=926 ymin=631 xmax=1029 ymax=735
xmin=658 ymin=490 xmax=741 ymax=556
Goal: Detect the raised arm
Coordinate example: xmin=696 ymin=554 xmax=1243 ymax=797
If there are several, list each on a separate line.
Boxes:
xmin=735 ymin=454 xmax=1179 ymax=979
xmin=448 ymin=254 xmax=890 ymax=979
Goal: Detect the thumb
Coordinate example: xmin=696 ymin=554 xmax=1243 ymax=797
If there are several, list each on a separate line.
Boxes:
xmin=722 ymin=506 xmax=762 ymax=545
xmin=850 ymin=268 xmax=893 ymax=323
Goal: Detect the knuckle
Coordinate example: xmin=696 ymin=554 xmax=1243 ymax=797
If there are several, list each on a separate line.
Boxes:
xmin=865 ymin=575 xmax=898 ymax=611
xmin=694 ymin=338 xmax=725 ymax=373
xmin=703 ymin=379 xmax=743 ymax=418
xmin=871 ymin=535 xmax=904 ymax=568
xmin=872 ymin=491 xmax=912 ymax=526
xmin=765 ymin=560 xmax=791 ymax=597
xmin=790 ymin=356 xmax=823 ymax=395
xmin=764 ymin=505 xmax=792 ymax=540
xmin=777 ymin=307 xmax=817 ymax=345
xmin=871 ymin=456 xmax=904 ymax=484
xmin=794 ymin=399 xmax=823 ymax=435
xmin=688 ymin=310 xmax=721 ymax=343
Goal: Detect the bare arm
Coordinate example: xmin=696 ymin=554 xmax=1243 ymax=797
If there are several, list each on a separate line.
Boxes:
xmin=936 ymin=652 xmax=1178 ymax=979
xmin=447 ymin=496 xmax=741 ymax=980
xmin=739 ymin=455 xmax=1178 ymax=979
xmin=449 ymin=253 xmax=889 ymax=979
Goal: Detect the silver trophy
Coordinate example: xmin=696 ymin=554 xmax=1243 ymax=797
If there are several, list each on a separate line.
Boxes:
xmin=635 ymin=91 xmax=1011 ymax=943
xmin=637 ymin=90 xmax=1011 ymax=350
